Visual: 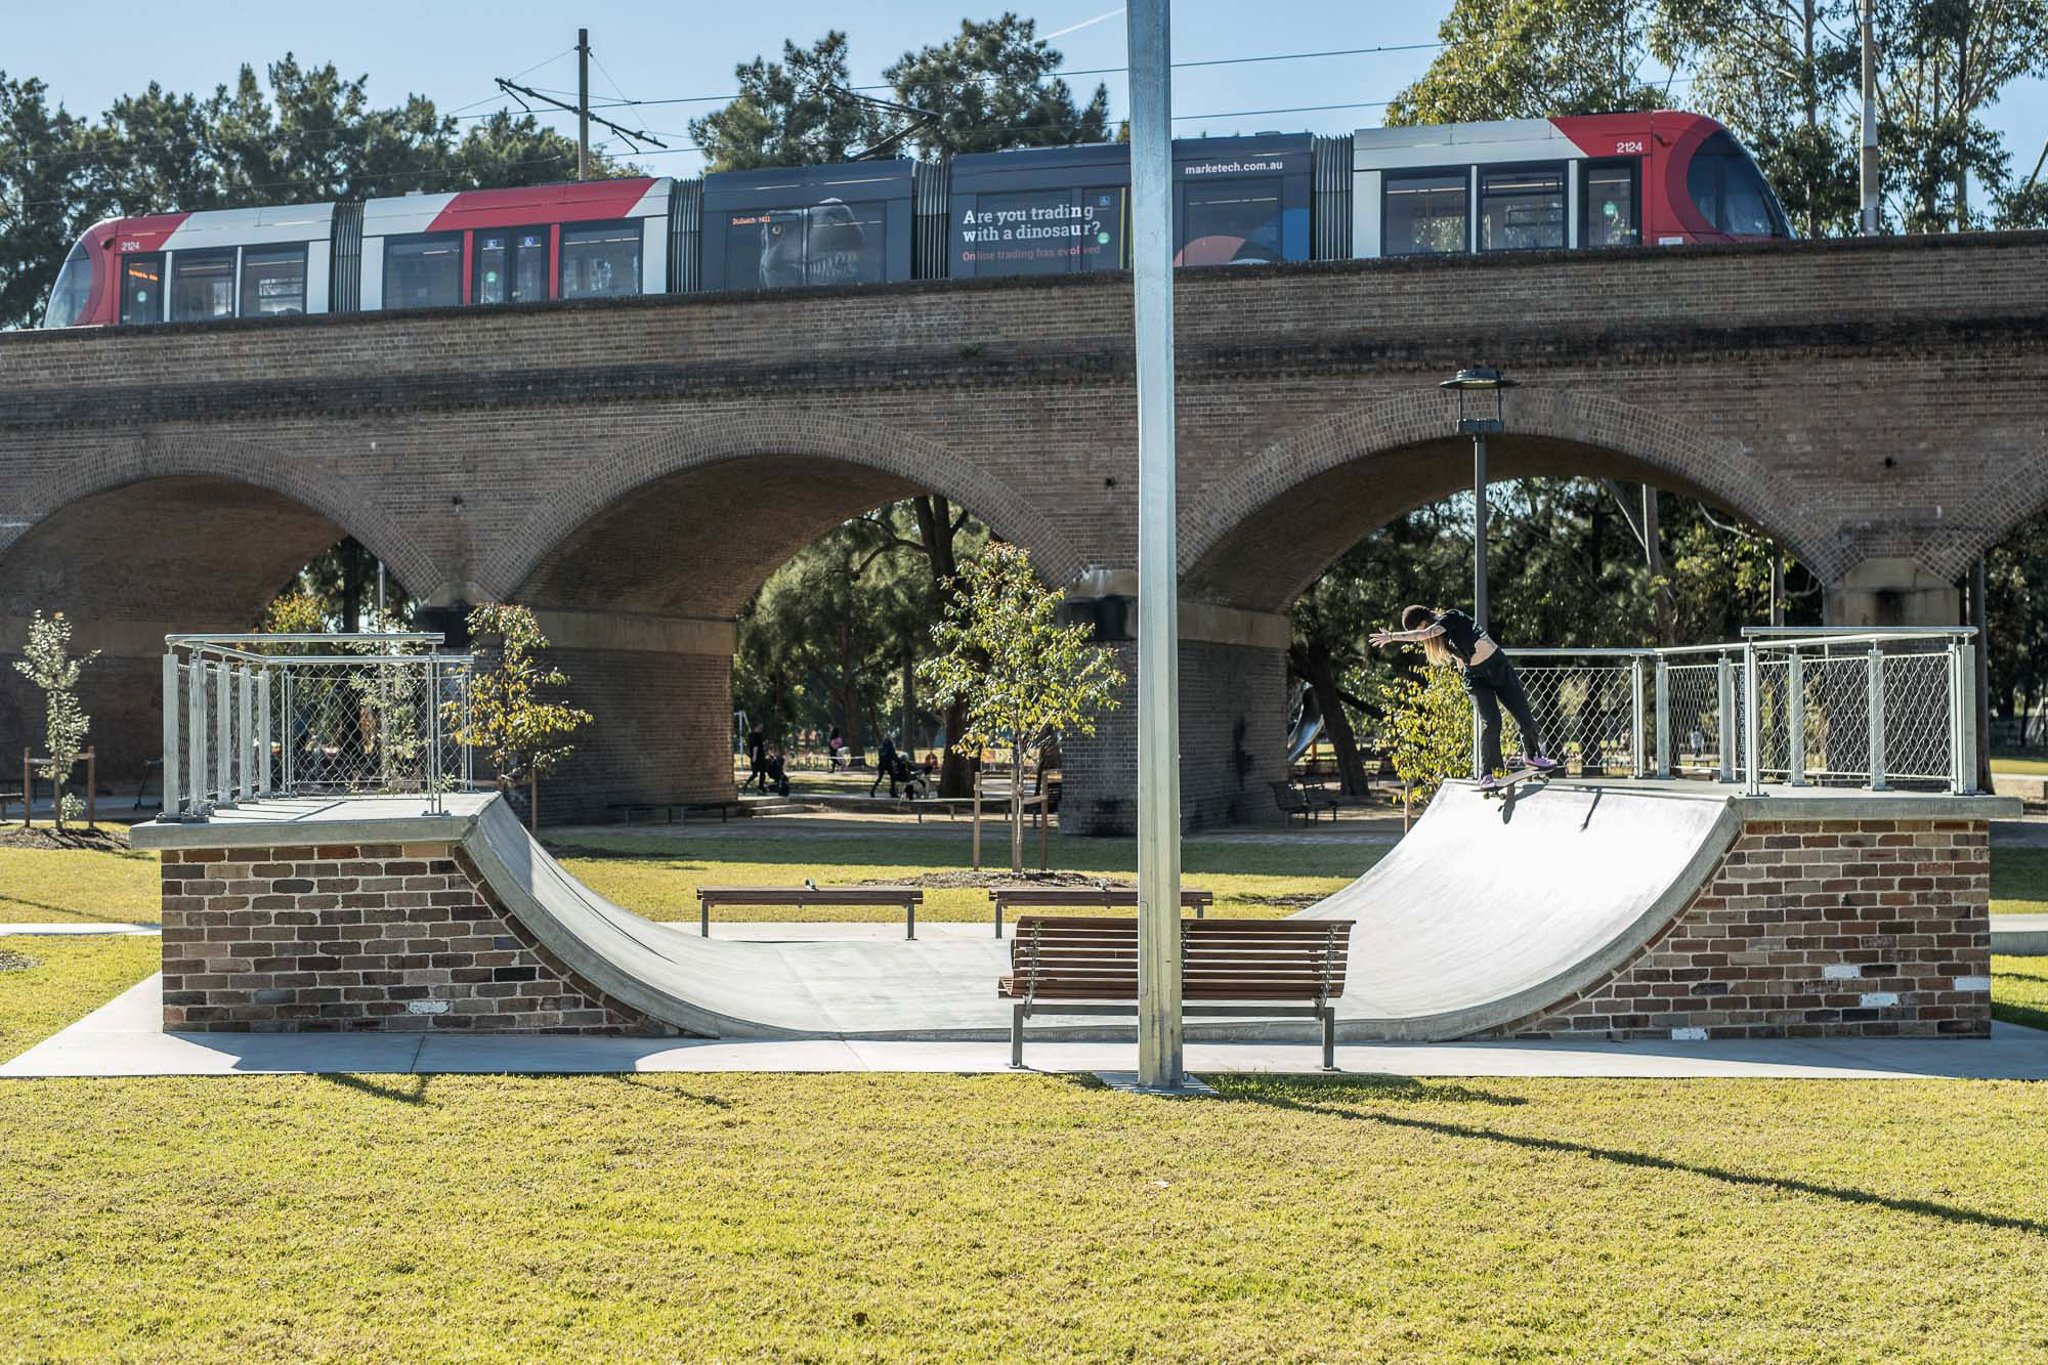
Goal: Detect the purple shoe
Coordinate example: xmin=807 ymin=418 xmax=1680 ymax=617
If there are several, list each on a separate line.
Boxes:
xmin=1523 ymin=755 xmax=1561 ymax=773
xmin=1478 ymin=774 xmax=1506 ymax=792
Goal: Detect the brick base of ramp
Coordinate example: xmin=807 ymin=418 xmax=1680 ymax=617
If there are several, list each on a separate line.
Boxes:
xmin=132 ymin=786 xmax=2013 ymax=1040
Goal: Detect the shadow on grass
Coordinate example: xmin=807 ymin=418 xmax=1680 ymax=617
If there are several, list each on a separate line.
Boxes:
xmin=1992 ymin=1002 xmax=2048 ymax=1032
xmin=601 ymin=1073 xmax=733 ymax=1109
xmin=321 ymin=1073 xmax=430 ymax=1105
xmin=0 ymin=895 xmax=151 ymax=925
xmin=1224 ymin=1078 xmax=2048 ymax=1236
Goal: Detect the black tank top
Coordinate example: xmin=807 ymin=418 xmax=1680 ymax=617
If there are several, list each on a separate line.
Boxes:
xmin=1433 ymin=609 xmax=1488 ymax=664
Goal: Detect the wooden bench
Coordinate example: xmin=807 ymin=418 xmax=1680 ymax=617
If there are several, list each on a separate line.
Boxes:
xmin=985 ymin=886 xmax=1215 ymax=939
xmin=1271 ymin=780 xmax=1343 ymax=826
xmin=999 ymin=916 xmax=1353 ymax=1070
xmin=694 ymin=885 xmax=925 ymax=939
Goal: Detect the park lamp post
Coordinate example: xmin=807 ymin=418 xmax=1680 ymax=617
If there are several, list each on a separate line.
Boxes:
xmin=1440 ymin=366 xmax=1517 ymax=781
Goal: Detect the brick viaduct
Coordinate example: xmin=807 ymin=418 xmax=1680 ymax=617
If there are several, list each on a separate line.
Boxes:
xmin=3 ymin=231 xmax=2045 ymax=830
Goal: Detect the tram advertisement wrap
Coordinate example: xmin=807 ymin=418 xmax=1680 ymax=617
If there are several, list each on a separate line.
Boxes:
xmin=953 ymin=189 xmax=1127 ymax=275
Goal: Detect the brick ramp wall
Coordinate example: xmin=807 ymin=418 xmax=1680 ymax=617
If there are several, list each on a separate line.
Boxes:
xmin=159 ymin=841 xmax=672 ymax=1034
xmin=1507 ymin=817 xmax=1992 ymax=1040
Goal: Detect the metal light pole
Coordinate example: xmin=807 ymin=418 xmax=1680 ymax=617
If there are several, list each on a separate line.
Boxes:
xmin=1441 ymin=368 xmax=1516 ymax=779
xmin=1128 ymin=0 xmax=1185 ymax=1092
xmin=1859 ymin=0 xmax=1879 ymax=234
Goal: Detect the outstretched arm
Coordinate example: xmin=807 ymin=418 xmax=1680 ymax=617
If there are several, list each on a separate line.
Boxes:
xmin=1367 ymin=624 xmax=1446 ymax=649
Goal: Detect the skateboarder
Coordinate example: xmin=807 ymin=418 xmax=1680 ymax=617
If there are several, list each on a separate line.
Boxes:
xmin=1368 ymin=604 xmax=1559 ymax=791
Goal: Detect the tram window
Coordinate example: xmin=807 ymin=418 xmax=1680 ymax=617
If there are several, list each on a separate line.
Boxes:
xmin=1480 ymin=164 xmax=1566 ymax=251
xmin=1383 ymin=170 xmax=1469 ymax=256
xmin=42 ymin=239 xmax=94 ymax=328
xmin=1179 ymin=178 xmax=1284 ymax=265
xmin=384 ymin=232 xmax=462 ymax=310
xmin=1582 ymin=160 xmax=1640 ymax=247
xmin=169 ymin=250 xmax=237 ymax=321
xmin=240 ymin=245 xmax=307 ymax=317
xmin=121 ymin=254 xmax=165 ymax=325
xmin=476 ymin=227 xmax=548 ymax=304
xmin=1687 ymin=132 xmax=1788 ymax=236
xmin=561 ymin=220 xmax=642 ymax=298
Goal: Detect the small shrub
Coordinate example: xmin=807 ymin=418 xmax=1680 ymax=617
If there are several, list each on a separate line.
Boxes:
xmin=1374 ymin=665 xmax=1472 ymax=807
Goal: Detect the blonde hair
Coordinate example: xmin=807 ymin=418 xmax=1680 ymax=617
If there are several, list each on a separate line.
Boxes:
xmin=1401 ymin=604 xmax=1457 ymax=669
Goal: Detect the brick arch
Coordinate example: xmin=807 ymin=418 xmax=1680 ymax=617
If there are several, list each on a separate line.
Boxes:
xmin=481 ymin=409 xmax=1087 ymax=611
xmin=1181 ymin=387 xmax=1847 ymax=613
xmin=1915 ymin=439 xmax=2048 ymax=581
xmin=1 ymin=432 xmax=442 ymax=599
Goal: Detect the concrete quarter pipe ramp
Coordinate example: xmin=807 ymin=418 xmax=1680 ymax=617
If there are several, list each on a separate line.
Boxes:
xmin=464 ymin=783 xmax=1739 ymax=1042
xmin=135 ymin=780 xmax=2001 ymax=1042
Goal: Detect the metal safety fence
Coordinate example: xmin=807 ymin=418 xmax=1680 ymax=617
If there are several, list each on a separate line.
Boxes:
xmin=1500 ymin=628 xmax=1979 ymax=794
xmin=161 ymin=633 xmax=474 ymax=821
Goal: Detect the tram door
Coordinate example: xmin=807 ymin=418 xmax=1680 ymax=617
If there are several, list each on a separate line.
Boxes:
xmin=1581 ymin=160 xmax=1641 ymax=248
xmin=120 ymin=254 xmax=165 ymax=324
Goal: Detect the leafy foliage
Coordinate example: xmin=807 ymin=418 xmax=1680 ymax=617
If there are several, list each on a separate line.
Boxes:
xmin=1387 ymin=0 xmax=1670 ymax=125
xmin=1375 ymin=666 xmax=1475 ymax=807
xmin=691 ymin=16 xmax=1111 ymax=172
xmin=11 ymin=612 xmax=98 ymax=828
xmin=1 ymin=57 xmax=618 ymax=330
xmin=454 ymin=604 xmax=591 ymax=790
xmin=918 ymin=543 xmax=1123 ymax=872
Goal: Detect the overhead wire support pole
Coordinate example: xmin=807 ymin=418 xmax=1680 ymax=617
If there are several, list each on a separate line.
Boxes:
xmin=1860 ymin=0 xmax=1880 ymax=234
xmin=577 ymin=28 xmax=590 ymax=181
xmin=1128 ymin=0 xmax=1186 ymax=1094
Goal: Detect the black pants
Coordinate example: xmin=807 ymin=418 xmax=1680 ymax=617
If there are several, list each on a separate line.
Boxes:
xmin=1465 ymin=652 xmax=1544 ymax=775
xmin=871 ymin=758 xmax=898 ymax=797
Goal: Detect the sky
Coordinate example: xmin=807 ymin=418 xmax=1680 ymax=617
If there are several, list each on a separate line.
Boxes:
xmin=13 ymin=1 xmax=2047 ymax=185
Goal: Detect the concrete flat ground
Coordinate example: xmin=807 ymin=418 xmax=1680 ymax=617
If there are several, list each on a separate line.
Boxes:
xmin=9 ymin=975 xmax=2048 ymax=1080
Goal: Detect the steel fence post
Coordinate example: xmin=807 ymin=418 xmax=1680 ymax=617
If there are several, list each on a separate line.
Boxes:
xmin=257 ymin=666 xmax=273 ymax=796
xmin=1951 ymin=639 xmax=1979 ymax=795
xmin=213 ymin=661 xmax=234 ymax=808
xmin=161 ymin=652 xmax=181 ymax=819
xmin=1867 ymin=641 xmax=1889 ymax=791
xmin=281 ymin=667 xmax=296 ymax=795
xmin=1654 ymin=655 xmax=1671 ymax=778
xmin=1630 ymin=656 xmax=1646 ymax=777
xmin=238 ymin=666 xmax=255 ymax=803
xmin=426 ymin=653 xmax=443 ymax=816
xmin=1716 ymin=652 xmax=1737 ymax=783
xmin=1787 ymin=648 xmax=1806 ymax=786
xmin=187 ymin=656 xmax=206 ymax=817
xmin=1742 ymin=642 xmax=1762 ymax=794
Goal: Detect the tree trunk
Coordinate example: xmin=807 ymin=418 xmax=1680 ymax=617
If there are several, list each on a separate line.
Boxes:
xmin=1296 ymin=639 xmax=1370 ymax=797
xmin=339 ymin=538 xmax=367 ymax=633
xmin=938 ymin=696 xmax=973 ymax=797
xmin=914 ymin=494 xmax=978 ymax=798
xmin=1643 ymin=486 xmax=1674 ymax=645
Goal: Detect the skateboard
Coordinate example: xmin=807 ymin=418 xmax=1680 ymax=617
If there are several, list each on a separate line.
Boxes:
xmin=1480 ymin=766 xmax=1553 ymax=800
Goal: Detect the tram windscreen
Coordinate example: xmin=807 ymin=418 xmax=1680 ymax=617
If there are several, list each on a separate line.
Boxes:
xmin=1688 ymin=132 xmax=1791 ymax=237
xmin=41 ymin=238 xmax=94 ymax=327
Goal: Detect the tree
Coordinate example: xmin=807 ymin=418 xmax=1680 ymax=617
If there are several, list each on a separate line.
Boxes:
xmin=689 ymin=33 xmax=882 ymax=172
xmin=884 ymin=15 xmax=1111 ymax=157
xmin=454 ymin=604 xmax=591 ymax=830
xmin=1375 ymin=666 xmax=1474 ymax=807
xmin=1654 ymin=0 xmax=1863 ymax=235
xmin=1388 ymin=0 xmax=1669 ymax=125
xmin=0 ymin=73 xmax=103 ymax=330
xmin=12 ymin=611 xmax=98 ymax=828
xmin=1870 ymin=0 xmax=2048 ymax=231
xmin=918 ymin=544 xmax=1123 ymax=873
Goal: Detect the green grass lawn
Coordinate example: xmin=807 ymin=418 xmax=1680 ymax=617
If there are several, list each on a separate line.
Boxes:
xmin=0 ymin=934 xmax=160 ymax=1057
xmin=1993 ymin=848 xmax=2048 ymax=916
xmin=0 ymin=845 xmax=162 ymax=925
xmin=1 ymin=1069 xmax=2047 ymax=1358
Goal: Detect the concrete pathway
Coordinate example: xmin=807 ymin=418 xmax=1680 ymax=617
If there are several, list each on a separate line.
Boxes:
xmin=8 ymin=975 xmax=2048 ymax=1080
xmin=1993 ymin=915 xmax=2048 ymax=955
xmin=0 ymin=924 xmax=159 ymax=936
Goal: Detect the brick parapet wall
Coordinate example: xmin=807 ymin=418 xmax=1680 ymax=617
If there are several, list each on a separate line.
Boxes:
xmin=159 ymin=841 xmax=665 ymax=1034
xmin=1510 ymin=816 xmax=1992 ymax=1040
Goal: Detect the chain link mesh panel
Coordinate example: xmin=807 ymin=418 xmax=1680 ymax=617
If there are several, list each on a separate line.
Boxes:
xmin=1507 ymin=658 xmax=1642 ymax=775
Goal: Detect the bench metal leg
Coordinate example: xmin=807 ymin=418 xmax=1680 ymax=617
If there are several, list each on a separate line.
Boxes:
xmin=1321 ymin=1006 xmax=1338 ymax=1072
xmin=1010 ymin=1004 xmax=1027 ymax=1069
xmin=906 ymin=899 xmax=916 ymax=941
xmin=700 ymin=901 xmax=710 ymax=938
xmin=994 ymin=904 xmax=1003 ymax=939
